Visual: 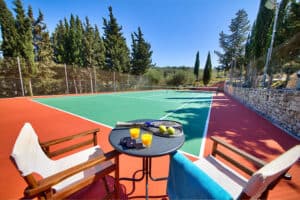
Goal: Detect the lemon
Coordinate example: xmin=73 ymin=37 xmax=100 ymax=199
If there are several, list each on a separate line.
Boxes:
xmin=167 ymin=127 xmax=175 ymax=135
xmin=159 ymin=125 xmax=167 ymax=134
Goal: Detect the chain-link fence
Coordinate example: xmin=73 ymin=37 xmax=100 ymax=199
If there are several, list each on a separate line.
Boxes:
xmin=0 ymin=57 xmax=158 ymax=97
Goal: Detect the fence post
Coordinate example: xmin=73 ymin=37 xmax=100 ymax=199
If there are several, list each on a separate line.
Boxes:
xmin=89 ymin=69 xmax=93 ymax=93
xmin=17 ymin=57 xmax=25 ymax=96
xmin=94 ymin=66 xmax=97 ymax=93
xmin=64 ymin=64 xmax=69 ymax=94
xmin=127 ymin=73 xmax=130 ymax=88
xmin=113 ymin=71 xmax=116 ymax=92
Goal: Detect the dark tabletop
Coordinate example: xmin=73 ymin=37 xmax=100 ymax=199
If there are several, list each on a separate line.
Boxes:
xmin=109 ymin=120 xmax=185 ymax=158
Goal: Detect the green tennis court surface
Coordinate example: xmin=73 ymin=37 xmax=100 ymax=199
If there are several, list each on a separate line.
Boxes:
xmin=34 ymin=90 xmax=213 ymax=157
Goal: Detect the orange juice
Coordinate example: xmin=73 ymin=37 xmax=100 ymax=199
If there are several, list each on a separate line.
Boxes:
xmin=141 ymin=133 xmax=153 ymax=147
xmin=130 ymin=128 xmax=140 ymax=139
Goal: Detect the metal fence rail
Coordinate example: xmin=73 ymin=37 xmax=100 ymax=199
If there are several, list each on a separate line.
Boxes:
xmin=0 ymin=57 xmax=154 ymax=97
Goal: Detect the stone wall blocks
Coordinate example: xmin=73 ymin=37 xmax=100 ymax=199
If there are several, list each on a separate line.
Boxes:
xmin=224 ymin=85 xmax=299 ymax=137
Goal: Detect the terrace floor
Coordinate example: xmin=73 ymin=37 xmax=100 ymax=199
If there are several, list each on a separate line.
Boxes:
xmin=0 ymin=92 xmax=299 ymax=199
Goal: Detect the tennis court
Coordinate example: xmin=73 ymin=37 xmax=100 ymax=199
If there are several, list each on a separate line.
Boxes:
xmin=34 ymin=90 xmax=213 ymax=157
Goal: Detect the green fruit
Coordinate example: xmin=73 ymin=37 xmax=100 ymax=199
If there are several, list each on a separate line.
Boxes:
xmin=167 ymin=127 xmax=175 ymax=135
xmin=159 ymin=125 xmax=167 ymax=133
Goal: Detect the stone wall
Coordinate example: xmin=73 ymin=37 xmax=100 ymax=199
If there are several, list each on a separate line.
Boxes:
xmin=224 ymin=85 xmax=300 ymax=137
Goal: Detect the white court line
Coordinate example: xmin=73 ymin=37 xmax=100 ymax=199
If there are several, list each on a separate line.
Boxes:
xmin=198 ymin=96 xmax=213 ymax=158
xmin=159 ymin=93 xmax=213 ymax=158
xmin=32 ymin=99 xmax=113 ymax=129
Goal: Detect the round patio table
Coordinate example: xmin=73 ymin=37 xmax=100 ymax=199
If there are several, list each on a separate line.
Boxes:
xmin=109 ymin=119 xmax=185 ymax=199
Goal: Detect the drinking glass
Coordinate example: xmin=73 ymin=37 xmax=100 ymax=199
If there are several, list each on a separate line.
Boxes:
xmin=141 ymin=133 xmax=153 ymax=148
xmin=130 ymin=127 xmax=140 ymax=139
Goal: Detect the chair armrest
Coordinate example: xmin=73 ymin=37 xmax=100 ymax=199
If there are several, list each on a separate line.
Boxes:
xmin=24 ymin=149 xmax=119 ymax=198
xmin=211 ymin=136 xmax=267 ymax=175
xmin=40 ymin=128 xmax=100 ymax=157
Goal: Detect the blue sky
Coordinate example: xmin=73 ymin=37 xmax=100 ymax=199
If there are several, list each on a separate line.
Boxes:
xmin=5 ymin=0 xmax=260 ymax=68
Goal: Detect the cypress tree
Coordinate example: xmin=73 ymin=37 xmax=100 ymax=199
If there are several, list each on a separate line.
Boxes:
xmin=274 ymin=0 xmax=290 ymax=46
xmin=28 ymin=7 xmax=52 ymax=63
xmin=252 ymin=0 xmax=274 ymax=60
xmin=193 ymin=51 xmax=200 ymax=81
xmin=14 ymin=0 xmax=35 ymax=95
xmin=52 ymin=20 xmax=67 ymax=63
xmin=82 ymin=17 xmax=94 ymax=67
xmin=75 ymin=16 xmax=84 ymax=66
xmin=130 ymin=27 xmax=153 ymax=75
xmin=102 ymin=6 xmax=130 ymax=72
xmin=282 ymin=1 xmax=300 ymax=42
xmin=203 ymin=51 xmax=212 ymax=86
xmin=93 ymin=25 xmax=105 ymax=68
xmin=67 ymin=14 xmax=81 ymax=65
xmin=14 ymin=0 xmax=35 ymax=65
xmin=0 ymin=0 xmax=18 ymax=57
xmin=82 ymin=17 xmax=105 ymax=68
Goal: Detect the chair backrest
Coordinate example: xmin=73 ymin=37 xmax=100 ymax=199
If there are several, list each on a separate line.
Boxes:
xmin=244 ymin=145 xmax=300 ymax=199
xmin=11 ymin=123 xmax=56 ymax=178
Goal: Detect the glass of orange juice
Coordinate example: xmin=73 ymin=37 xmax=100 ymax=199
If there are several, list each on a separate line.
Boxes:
xmin=141 ymin=133 xmax=153 ymax=148
xmin=130 ymin=127 xmax=140 ymax=139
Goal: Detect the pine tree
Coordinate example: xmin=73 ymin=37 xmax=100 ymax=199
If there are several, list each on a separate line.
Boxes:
xmin=193 ymin=51 xmax=200 ymax=81
xmin=215 ymin=9 xmax=250 ymax=79
xmin=214 ymin=31 xmax=232 ymax=73
xmin=130 ymin=27 xmax=153 ymax=75
xmin=229 ymin=9 xmax=250 ymax=68
xmin=203 ymin=51 xmax=212 ymax=86
xmin=102 ymin=6 xmax=130 ymax=72
xmin=0 ymin=0 xmax=18 ymax=57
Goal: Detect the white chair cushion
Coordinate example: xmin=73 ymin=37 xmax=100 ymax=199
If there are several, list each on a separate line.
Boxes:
xmin=11 ymin=123 xmax=56 ymax=177
xmin=53 ymin=146 xmax=113 ymax=192
xmin=194 ymin=155 xmax=248 ymax=199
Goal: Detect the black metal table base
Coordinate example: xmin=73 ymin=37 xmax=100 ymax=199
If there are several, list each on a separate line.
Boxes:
xmin=119 ymin=157 xmax=168 ymax=199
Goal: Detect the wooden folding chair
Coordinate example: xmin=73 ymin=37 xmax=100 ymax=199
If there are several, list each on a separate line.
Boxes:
xmin=167 ymin=136 xmax=300 ymax=199
xmin=11 ymin=123 xmax=120 ymax=200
